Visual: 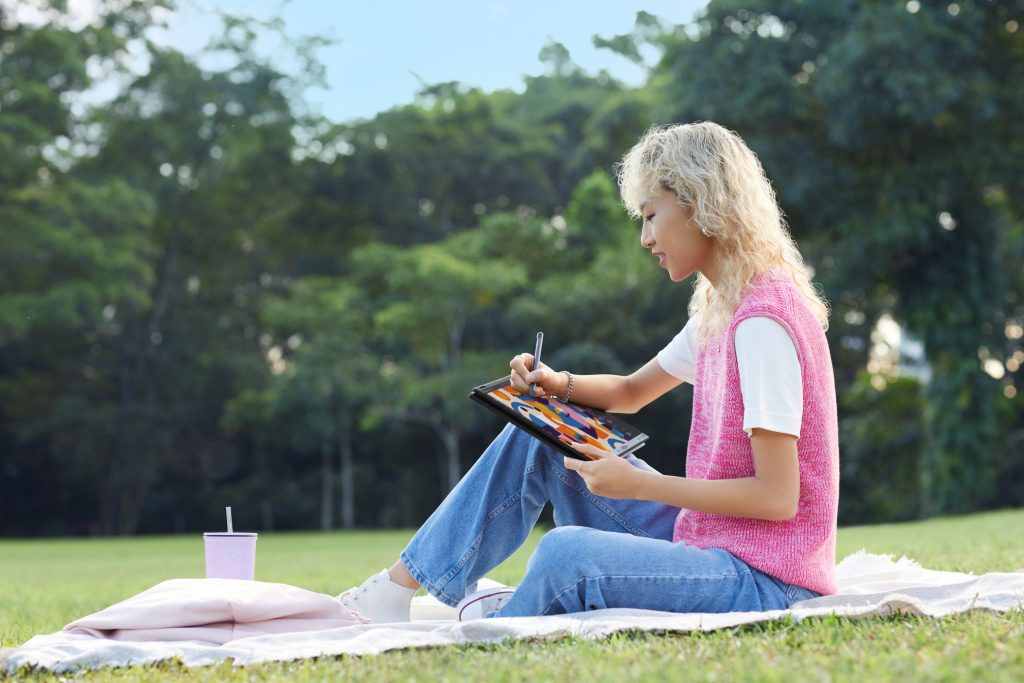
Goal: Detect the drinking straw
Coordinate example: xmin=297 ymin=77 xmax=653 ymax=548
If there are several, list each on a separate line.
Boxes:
xmin=226 ymin=506 xmax=233 ymax=533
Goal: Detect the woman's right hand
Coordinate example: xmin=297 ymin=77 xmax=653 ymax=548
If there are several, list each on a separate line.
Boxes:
xmin=509 ymin=353 xmax=565 ymax=398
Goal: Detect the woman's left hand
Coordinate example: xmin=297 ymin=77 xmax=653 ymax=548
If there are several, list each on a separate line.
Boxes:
xmin=563 ymin=443 xmax=644 ymax=499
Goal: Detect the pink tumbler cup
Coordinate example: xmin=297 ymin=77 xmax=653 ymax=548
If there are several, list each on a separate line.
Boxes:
xmin=203 ymin=532 xmax=258 ymax=580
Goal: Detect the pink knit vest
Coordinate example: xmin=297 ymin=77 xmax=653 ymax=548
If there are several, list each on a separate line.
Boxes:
xmin=672 ymin=271 xmax=839 ymax=595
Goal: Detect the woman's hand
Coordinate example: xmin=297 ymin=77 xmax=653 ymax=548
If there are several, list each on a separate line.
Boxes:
xmin=509 ymin=353 xmax=566 ymax=398
xmin=562 ymin=443 xmax=646 ymax=499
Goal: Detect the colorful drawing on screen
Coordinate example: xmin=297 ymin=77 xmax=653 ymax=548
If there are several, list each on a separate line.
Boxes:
xmin=488 ymin=385 xmax=632 ymax=456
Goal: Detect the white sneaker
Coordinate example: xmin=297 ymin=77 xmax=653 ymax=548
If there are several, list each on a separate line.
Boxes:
xmin=338 ymin=569 xmax=417 ymax=623
xmin=456 ymin=586 xmax=516 ymax=621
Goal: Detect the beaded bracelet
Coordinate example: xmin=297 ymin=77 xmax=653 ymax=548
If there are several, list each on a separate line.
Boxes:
xmin=553 ymin=370 xmax=574 ymax=403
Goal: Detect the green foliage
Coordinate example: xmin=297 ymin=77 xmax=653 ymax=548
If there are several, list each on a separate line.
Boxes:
xmin=0 ymin=178 xmax=155 ymax=338
xmin=1 ymin=0 xmax=1022 ymax=535
xmin=838 ymin=374 xmax=927 ymax=524
xmin=350 ymin=227 xmax=530 ymax=493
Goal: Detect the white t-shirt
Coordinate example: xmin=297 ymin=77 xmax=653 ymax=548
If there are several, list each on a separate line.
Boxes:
xmin=656 ymin=316 xmax=803 ymax=438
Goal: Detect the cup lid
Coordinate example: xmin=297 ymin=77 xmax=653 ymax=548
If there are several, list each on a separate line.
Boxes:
xmin=203 ymin=532 xmax=258 ymax=537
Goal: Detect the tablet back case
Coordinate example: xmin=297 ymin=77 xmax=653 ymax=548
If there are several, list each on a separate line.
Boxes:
xmin=469 ymin=376 xmax=648 ymax=460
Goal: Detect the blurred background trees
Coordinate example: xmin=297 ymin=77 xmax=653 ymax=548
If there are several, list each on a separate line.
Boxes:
xmin=1 ymin=0 xmax=1021 ymax=535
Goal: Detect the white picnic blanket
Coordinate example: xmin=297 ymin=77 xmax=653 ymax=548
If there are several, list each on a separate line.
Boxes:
xmin=5 ymin=551 xmax=1023 ymax=673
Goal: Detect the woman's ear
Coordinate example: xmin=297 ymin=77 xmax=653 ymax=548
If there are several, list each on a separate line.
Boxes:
xmin=680 ymin=202 xmax=707 ymax=235
xmin=691 ymin=211 xmax=712 ymax=238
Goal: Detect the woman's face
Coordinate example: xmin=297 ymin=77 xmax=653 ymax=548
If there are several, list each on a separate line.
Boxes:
xmin=639 ymin=187 xmax=717 ymax=284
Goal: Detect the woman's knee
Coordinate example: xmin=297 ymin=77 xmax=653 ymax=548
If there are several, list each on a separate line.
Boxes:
xmin=529 ymin=526 xmax=594 ymax=574
xmin=482 ymin=424 xmax=554 ymax=469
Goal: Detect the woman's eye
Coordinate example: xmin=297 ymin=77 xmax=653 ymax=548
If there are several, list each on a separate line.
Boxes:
xmin=643 ymin=214 xmax=654 ymax=222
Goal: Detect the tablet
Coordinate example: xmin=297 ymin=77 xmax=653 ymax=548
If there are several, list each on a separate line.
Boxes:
xmin=469 ymin=376 xmax=649 ymax=460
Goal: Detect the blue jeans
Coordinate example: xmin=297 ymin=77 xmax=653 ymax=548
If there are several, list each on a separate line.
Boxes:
xmin=401 ymin=425 xmax=820 ymax=617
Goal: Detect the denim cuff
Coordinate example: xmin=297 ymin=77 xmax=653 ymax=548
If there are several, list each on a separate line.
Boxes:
xmin=400 ymin=550 xmax=460 ymax=607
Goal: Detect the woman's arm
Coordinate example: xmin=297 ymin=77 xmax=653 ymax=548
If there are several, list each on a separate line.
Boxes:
xmin=568 ymin=428 xmax=800 ymax=521
xmin=509 ymin=355 xmax=683 ymax=413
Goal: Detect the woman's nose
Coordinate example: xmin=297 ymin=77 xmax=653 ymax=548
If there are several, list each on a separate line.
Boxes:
xmin=640 ymin=223 xmax=654 ymax=248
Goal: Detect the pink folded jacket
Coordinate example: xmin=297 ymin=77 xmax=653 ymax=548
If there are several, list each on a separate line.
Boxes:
xmin=64 ymin=578 xmax=367 ymax=644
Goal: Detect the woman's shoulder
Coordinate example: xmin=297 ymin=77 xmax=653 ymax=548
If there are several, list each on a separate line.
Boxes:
xmin=733 ymin=272 xmax=828 ymax=345
xmin=737 ymin=271 xmax=798 ymax=315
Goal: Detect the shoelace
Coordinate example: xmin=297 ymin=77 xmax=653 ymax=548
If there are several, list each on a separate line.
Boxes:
xmin=339 ymin=575 xmax=383 ymax=605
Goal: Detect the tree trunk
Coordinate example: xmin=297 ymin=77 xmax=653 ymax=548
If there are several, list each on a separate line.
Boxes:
xmin=261 ymin=500 xmax=275 ymax=531
xmin=99 ymin=459 xmax=119 ymax=536
xmin=339 ymin=421 xmax=355 ymax=529
xmin=429 ymin=415 xmax=463 ymax=495
xmin=439 ymin=193 xmax=454 ymax=234
xmin=447 ymin=317 xmax=464 ymax=369
xmin=118 ymin=478 xmax=151 ymax=535
xmin=320 ymin=441 xmax=334 ymax=530
xmin=104 ymin=210 xmax=180 ymax=535
xmin=443 ymin=426 xmax=461 ymax=494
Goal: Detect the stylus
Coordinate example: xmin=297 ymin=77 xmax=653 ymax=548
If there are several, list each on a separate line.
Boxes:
xmin=529 ymin=331 xmax=544 ymax=397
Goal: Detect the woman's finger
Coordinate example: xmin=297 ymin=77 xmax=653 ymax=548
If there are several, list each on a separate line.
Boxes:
xmin=586 ymin=445 xmax=615 ymax=460
xmin=509 ymin=355 xmax=528 ymax=389
xmin=568 ymin=442 xmax=610 ymax=460
xmin=525 ymin=367 xmax=547 ymax=385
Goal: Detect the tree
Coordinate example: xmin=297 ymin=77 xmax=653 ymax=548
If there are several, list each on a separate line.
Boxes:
xmin=0 ymin=0 xmax=170 ymax=534
xmin=0 ymin=5 xmax=319 ymax=533
xmin=225 ymin=278 xmax=378 ymax=529
xmin=352 ymin=228 xmax=528 ymax=494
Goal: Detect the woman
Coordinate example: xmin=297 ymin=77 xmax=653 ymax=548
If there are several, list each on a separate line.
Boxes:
xmin=340 ymin=121 xmax=838 ymax=621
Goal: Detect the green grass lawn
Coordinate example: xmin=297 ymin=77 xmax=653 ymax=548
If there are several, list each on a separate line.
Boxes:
xmin=2 ymin=509 xmax=1023 ymax=681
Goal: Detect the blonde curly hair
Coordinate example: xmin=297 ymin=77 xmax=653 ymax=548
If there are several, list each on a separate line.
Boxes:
xmin=615 ymin=121 xmax=829 ymax=343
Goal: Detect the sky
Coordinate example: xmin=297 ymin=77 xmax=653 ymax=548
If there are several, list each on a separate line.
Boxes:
xmin=152 ymin=0 xmax=709 ymax=123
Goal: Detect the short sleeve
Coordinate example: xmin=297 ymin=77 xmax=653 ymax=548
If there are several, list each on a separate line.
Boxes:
xmin=656 ymin=316 xmax=699 ymax=384
xmin=734 ymin=317 xmax=803 ymax=438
